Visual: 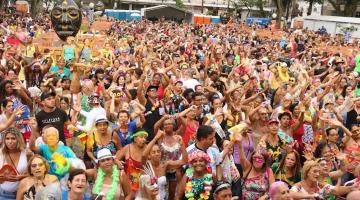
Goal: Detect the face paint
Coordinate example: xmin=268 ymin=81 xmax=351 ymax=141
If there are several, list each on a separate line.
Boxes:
xmin=94 ymin=1 xmax=105 ymax=16
xmin=51 ymin=0 xmax=82 ymax=41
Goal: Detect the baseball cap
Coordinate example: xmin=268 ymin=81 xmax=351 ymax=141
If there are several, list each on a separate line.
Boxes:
xmin=40 ymin=91 xmax=56 ymax=101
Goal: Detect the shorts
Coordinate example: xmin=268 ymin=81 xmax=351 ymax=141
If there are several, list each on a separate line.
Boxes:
xmin=0 ymin=187 xmax=16 ymax=200
xmin=166 ymin=171 xmax=176 ymax=181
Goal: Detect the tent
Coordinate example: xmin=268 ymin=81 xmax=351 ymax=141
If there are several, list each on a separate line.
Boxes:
xmin=141 ymin=5 xmax=193 ymax=23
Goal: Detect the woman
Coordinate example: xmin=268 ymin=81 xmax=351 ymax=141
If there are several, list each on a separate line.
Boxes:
xmin=79 ymin=38 xmax=94 ymax=63
xmin=86 ymin=115 xmax=121 ymax=164
xmin=62 ymin=37 xmax=77 ymax=62
xmin=269 ymin=181 xmax=292 ymax=200
xmin=142 ymin=129 xmax=188 ymax=200
xmin=176 ymin=150 xmax=214 ymax=200
xmin=86 ymin=148 xmax=132 ymax=200
xmin=290 ymin=160 xmax=358 ymax=199
xmin=212 ymin=181 xmax=233 ymax=200
xmin=0 ymin=127 xmax=28 ymax=199
xmin=61 ymin=169 xmax=90 ymax=200
xmin=272 ymin=151 xmax=301 ymax=187
xmin=16 ymin=155 xmax=58 ymax=200
xmin=136 ymin=174 xmax=160 ymax=200
xmin=236 ymin=128 xmax=275 ymax=200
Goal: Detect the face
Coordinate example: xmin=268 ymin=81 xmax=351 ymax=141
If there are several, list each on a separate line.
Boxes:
xmin=283 ymin=99 xmax=292 ymax=108
xmin=5 ymin=133 xmax=18 ymax=150
xmin=44 ymin=129 xmax=59 ymax=147
xmin=252 ymin=153 xmax=265 ymax=169
xmin=60 ymin=100 xmax=69 ymax=110
xmin=163 ymin=119 xmax=174 ymax=133
xmin=319 ymin=160 xmax=329 ymax=174
xmin=96 ymin=122 xmax=108 ymax=133
xmin=62 ymin=80 xmax=71 ymax=89
xmin=203 ymin=132 xmax=215 ymax=149
xmin=214 ymin=188 xmax=232 ymax=200
xmin=43 ymin=96 xmax=56 ymax=109
xmin=307 ymin=166 xmax=320 ymax=182
xmin=321 ymin=146 xmax=334 ymax=161
xmin=4 ymin=101 xmax=14 ymax=113
xmin=193 ymin=95 xmax=202 ymax=106
xmin=153 ymin=75 xmax=161 ymax=85
xmin=191 ymin=158 xmax=207 ymax=173
xmin=280 ymin=115 xmax=291 ymax=127
xmin=212 ymin=99 xmax=222 ymax=110
xmin=149 ymin=145 xmax=161 ymax=162
xmin=98 ymin=157 xmax=114 ymax=171
xmin=269 ymin=122 xmax=279 ymax=135
xmin=336 ymin=96 xmax=344 ymax=105
xmin=30 ymin=158 xmax=46 ymax=177
xmin=273 ymin=184 xmax=292 ymax=200
xmin=118 ymin=113 xmax=129 ymax=125
xmin=134 ymin=135 xmax=147 ymax=148
xmin=346 ymin=86 xmax=353 ymax=95
xmin=351 ymin=125 xmax=360 ymax=139
xmin=258 ymin=108 xmax=269 ymax=121
xmin=147 ymin=88 xmax=158 ymax=99
xmin=284 ymin=153 xmax=296 ymax=168
xmin=5 ymin=83 xmax=13 ymax=94
xmin=118 ymin=76 xmax=125 ymax=85
xmin=68 ymin=174 xmax=87 ymax=194
xmin=222 ymin=140 xmax=233 ymax=154
xmin=51 ymin=0 xmax=82 ymax=41
xmin=327 ymin=129 xmax=338 ymax=143
xmin=94 ymin=1 xmax=105 ymax=16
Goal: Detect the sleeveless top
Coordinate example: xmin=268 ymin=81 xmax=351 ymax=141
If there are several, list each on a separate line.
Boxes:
xmin=0 ymin=150 xmax=27 ymax=192
xmin=124 ymin=146 xmax=143 ymax=191
xmin=242 ymin=168 xmax=270 ymax=200
xmin=64 ymin=46 xmax=75 ymax=62
xmin=92 ymin=132 xmax=117 ymax=158
xmin=101 ymin=183 xmax=123 ymax=200
xmin=181 ymin=120 xmax=199 ymax=146
xmin=159 ymin=141 xmax=181 ymax=173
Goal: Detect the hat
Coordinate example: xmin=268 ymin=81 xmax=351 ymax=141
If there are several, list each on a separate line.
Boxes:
xmin=95 ymin=148 xmax=114 ymax=163
xmin=40 ymin=91 xmax=56 ymax=101
xmin=268 ymin=118 xmax=279 ymax=125
xmin=95 ymin=115 xmax=109 ymax=125
xmin=146 ymin=85 xmax=159 ymax=93
xmin=278 ymin=111 xmax=292 ymax=120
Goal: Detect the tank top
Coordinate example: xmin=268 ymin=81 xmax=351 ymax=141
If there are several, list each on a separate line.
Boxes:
xmin=64 ymin=46 xmax=75 ymax=62
xmin=0 ymin=150 xmax=27 ymax=192
xmin=181 ymin=120 xmax=199 ymax=146
xmin=159 ymin=141 xmax=181 ymax=173
xmin=101 ymin=183 xmax=123 ymax=200
xmin=124 ymin=146 xmax=143 ymax=191
xmin=242 ymin=168 xmax=270 ymax=200
xmin=92 ymin=132 xmax=117 ymax=158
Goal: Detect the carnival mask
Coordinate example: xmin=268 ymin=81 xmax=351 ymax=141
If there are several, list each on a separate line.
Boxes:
xmin=51 ymin=0 xmax=82 ymax=41
xmin=94 ymin=1 xmax=105 ymax=16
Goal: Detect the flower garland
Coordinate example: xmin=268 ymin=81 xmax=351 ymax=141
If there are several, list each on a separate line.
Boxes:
xmin=184 ymin=167 xmax=213 ymax=200
xmin=93 ymin=165 xmax=120 ymax=200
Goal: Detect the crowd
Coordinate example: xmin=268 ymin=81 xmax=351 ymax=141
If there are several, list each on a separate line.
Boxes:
xmin=1 ymin=10 xmax=360 ymax=200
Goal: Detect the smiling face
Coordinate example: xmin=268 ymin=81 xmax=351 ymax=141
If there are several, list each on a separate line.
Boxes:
xmin=284 ymin=153 xmax=296 ymax=168
xmin=252 ymin=152 xmax=265 ymax=170
xmin=273 ymin=183 xmax=292 ymax=200
xmin=307 ymin=166 xmax=320 ymax=182
xmin=96 ymin=122 xmax=108 ymax=134
xmin=68 ymin=173 xmax=87 ymax=194
xmin=30 ymin=157 xmax=47 ymax=178
xmin=98 ymin=157 xmax=114 ymax=172
xmin=191 ymin=158 xmax=207 ymax=173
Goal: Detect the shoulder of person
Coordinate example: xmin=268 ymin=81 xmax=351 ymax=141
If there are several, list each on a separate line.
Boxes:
xmin=46 ymin=174 xmax=58 ymax=183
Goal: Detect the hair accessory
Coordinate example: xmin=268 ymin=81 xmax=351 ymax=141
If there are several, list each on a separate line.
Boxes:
xmin=188 ymin=150 xmax=211 ymax=165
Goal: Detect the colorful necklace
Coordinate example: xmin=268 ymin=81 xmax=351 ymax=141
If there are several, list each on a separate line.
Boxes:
xmin=184 ymin=167 xmax=212 ymax=200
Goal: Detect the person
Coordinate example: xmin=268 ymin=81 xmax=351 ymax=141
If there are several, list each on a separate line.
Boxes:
xmin=35 ymin=91 xmax=70 ymax=144
xmin=116 ymin=130 xmax=149 ymax=192
xmin=291 ymin=160 xmax=359 ymax=199
xmin=347 ymin=190 xmax=360 ymax=200
xmin=61 ymin=168 xmax=90 ymax=200
xmin=269 ymin=181 xmax=292 ymax=200
xmin=76 ymin=93 xmax=106 ymax=132
xmin=272 ymin=151 xmax=301 ymax=187
xmin=142 ymin=129 xmax=188 ymax=200
xmin=16 ymin=155 xmax=59 ymax=200
xmin=259 ymin=119 xmax=286 ymax=163
xmin=86 ymin=148 xmax=133 ymax=200
xmin=176 ymin=150 xmax=214 ymax=200
xmin=212 ymin=181 xmax=233 ymax=200
xmin=186 ymin=125 xmax=222 ymax=179
xmin=0 ymin=127 xmax=28 ymax=199
xmin=86 ymin=115 xmax=121 ymax=164
xmin=30 ymin=125 xmax=77 ymax=180
xmin=136 ymin=174 xmax=160 ymax=200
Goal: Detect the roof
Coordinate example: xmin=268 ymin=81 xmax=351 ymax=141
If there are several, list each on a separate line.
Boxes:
xmin=141 ymin=5 xmax=192 ymax=14
xmin=303 ymin=15 xmax=360 ymax=24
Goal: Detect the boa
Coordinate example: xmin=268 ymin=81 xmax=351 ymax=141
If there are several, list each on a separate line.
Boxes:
xmin=93 ymin=165 xmax=120 ymax=200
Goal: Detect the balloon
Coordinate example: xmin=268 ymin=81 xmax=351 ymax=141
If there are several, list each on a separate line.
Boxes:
xmin=51 ymin=0 xmax=82 ymax=41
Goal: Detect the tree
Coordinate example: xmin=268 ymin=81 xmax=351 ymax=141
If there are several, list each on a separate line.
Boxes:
xmin=233 ymin=0 xmax=256 ymax=18
xmin=175 ymin=0 xmax=185 ymax=9
xmin=327 ymin=0 xmax=359 ymax=17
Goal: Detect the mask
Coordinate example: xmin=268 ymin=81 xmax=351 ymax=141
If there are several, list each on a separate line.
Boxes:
xmin=51 ymin=0 xmax=82 ymax=41
xmin=253 ymin=157 xmax=265 ymax=164
xmin=94 ymin=1 xmax=105 ymax=16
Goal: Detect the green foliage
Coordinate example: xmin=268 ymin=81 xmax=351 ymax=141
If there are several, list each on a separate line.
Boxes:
xmin=337 ymin=23 xmax=358 ymax=35
xmin=175 ymin=0 xmax=185 ymax=9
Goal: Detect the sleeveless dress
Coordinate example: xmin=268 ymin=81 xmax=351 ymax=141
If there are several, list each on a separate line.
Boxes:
xmin=124 ymin=146 xmax=143 ymax=191
xmin=91 ymin=132 xmax=117 ymax=158
xmin=242 ymin=168 xmax=270 ymax=200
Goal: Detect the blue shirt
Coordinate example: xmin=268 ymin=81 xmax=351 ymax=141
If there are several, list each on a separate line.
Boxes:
xmin=112 ymin=120 xmax=137 ymax=147
xmin=61 ymin=189 xmax=90 ymax=200
xmin=39 ymin=144 xmax=76 ymax=179
xmin=49 ymin=66 xmax=72 ymax=80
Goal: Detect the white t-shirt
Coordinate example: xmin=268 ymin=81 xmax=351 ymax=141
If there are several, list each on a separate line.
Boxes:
xmin=181 ymin=78 xmax=200 ymax=91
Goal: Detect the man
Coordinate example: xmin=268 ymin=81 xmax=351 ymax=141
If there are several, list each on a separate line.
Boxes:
xmin=138 ymin=74 xmax=162 ymax=141
xmin=36 ymin=91 xmax=69 ymax=144
xmin=112 ymin=110 xmax=144 ymax=147
xmin=186 ymin=125 xmax=222 ymax=179
xmin=250 ymin=105 xmax=271 ymax=145
xmin=76 ymin=93 xmax=106 ymax=132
